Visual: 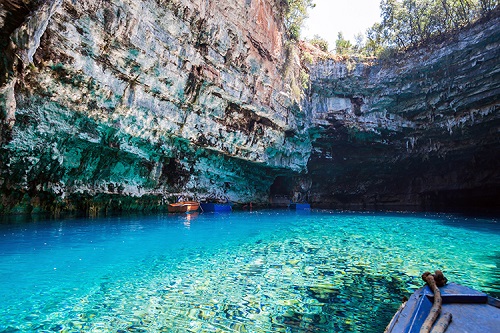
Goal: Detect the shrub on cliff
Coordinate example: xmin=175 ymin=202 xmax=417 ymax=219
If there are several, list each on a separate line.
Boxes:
xmin=308 ymin=34 xmax=329 ymax=52
xmin=331 ymin=0 xmax=500 ymax=58
xmin=367 ymin=0 xmax=499 ymax=53
xmin=284 ymin=0 xmax=315 ymax=40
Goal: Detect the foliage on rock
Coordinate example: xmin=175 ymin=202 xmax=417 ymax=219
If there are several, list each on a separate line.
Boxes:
xmin=326 ymin=0 xmax=498 ymax=58
xmin=308 ymin=34 xmax=329 ymax=52
xmin=283 ymin=0 xmax=315 ymax=40
xmin=363 ymin=0 xmax=499 ymax=56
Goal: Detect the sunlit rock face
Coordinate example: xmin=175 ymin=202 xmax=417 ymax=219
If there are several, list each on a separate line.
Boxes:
xmin=1 ymin=1 xmax=498 ymax=215
xmin=305 ymin=16 xmax=500 ymax=211
xmin=0 ymin=0 xmax=311 ymax=214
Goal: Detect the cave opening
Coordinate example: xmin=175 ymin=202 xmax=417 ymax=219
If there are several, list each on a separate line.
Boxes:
xmin=269 ymin=176 xmax=294 ymax=207
xmin=421 ymin=186 xmax=500 ymax=215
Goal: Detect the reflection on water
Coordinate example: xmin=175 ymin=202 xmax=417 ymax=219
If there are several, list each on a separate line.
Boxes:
xmin=179 ymin=212 xmax=199 ymax=229
xmin=0 ymin=211 xmax=499 ymax=332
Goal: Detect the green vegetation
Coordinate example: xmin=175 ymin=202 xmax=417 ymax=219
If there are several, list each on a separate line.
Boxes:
xmin=307 ymin=0 xmax=498 ymax=57
xmin=299 ymin=68 xmax=309 ymax=89
xmin=375 ymin=0 xmax=497 ymax=49
xmin=284 ymin=0 xmax=315 ymax=40
xmin=335 ymin=32 xmax=352 ymax=55
xmin=282 ymin=1 xmax=317 ymax=103
xmin=308 ymin=34 xmax=329 ymax=52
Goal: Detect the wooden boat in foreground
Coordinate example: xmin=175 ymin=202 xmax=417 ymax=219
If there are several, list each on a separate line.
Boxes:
xmin=167 ymin=201 xmax=200 ymax=213
xmin=385 ymin=282 xmax=500 ymax=333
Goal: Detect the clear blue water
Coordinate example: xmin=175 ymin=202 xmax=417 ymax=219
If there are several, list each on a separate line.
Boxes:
xmin=0 ymin=210 xmax=499 ymax=333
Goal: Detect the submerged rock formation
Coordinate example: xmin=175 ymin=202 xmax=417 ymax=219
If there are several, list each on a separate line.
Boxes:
xmin=303 ymin=15 xmax=500 ymax=211
xmin=0 ymin=0 xmax=310 ymax=214
xmin=1 ymin=0 xmax=498 ymax=214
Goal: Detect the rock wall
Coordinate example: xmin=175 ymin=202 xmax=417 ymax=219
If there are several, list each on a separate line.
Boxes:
xmin=0 ymin=0 xmax=311 ymax=214
xmin=1 ymin=0 xmax=498 ymax=215
xmin=304 ymin=15 xmax=500 ymax=211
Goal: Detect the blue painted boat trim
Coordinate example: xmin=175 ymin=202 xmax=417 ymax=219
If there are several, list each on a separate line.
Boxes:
xmin=289 ymin=203 xmax=311 ymax=210
xmin=200 ymin=203 xmax=232 ymax=212
xmin=385 ymin=283 xmax=500 ymax=333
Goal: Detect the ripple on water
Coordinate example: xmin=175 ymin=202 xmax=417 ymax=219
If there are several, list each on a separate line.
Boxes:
xmin=0 ymin=211 xmax=499 ymax=332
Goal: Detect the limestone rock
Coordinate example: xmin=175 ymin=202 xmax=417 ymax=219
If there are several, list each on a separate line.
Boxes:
xmin=0 ymin=0 xmax=498 ymax=214
xmin=0 ymin=0 xmax=310 ymax=214
xmin=304 ymin=15 xmax=500 ymax=211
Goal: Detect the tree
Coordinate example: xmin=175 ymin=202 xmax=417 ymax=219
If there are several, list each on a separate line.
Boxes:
xmin=367 ymin=0 xmax=498 ymax=53
xmin=309 ymin=34 xmax=329 ymax=52
xmin=335 ymin=32 xmax=353 ymax=55
xmin=284 ymin=0 xmax=315 ymax=40
xmin=364 ymin=23 xmax=385 ymax=56
xmin=353 ymin=33 xmax=364 ymax=53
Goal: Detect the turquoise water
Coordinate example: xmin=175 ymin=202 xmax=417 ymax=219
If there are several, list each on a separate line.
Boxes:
xmin=0 ymin=210 xmax=499 ymax=333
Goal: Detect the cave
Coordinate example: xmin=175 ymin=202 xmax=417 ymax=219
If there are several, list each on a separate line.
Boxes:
xmin=0 ymin=2 xmax=499 ymax=333
xmin=269 ymin=176 xmax=294 ymax=207
xmin=0 ymin=0 xmax=498 ymax=215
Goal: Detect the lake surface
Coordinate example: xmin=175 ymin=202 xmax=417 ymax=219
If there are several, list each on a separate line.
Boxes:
xmin=1 ymin=210 xmax=499 ymax=332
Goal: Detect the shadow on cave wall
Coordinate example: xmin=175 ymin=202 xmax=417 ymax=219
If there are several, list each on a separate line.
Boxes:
xmin=270 ymin=175 xmax=312 ymax=207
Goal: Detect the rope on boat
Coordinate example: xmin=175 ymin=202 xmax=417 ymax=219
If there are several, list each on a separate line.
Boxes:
xmin=419 ymin=270 xmax=452 ymax=333
xmin=430 ymin=312 xmax=453 ymax=333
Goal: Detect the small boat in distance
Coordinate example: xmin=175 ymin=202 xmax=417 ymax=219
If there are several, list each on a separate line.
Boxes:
xmin=289 ymin=203 xmax=311 ymax=210
xmin=200 ymin=202 xmax=232 ymax=212
xmin=385 ymin=282 xmax=500 ymax=333
xmin=167 ymin=201 xmax=200 ymax=213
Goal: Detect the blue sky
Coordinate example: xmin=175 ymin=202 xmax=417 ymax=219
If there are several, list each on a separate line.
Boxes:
xmin=301 ymin=0 xmax=382 ymax=51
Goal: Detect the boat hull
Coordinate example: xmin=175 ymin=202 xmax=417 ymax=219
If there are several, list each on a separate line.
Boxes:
xmin=385 ymin=283 xmax=500 ymax=333
xmin=200 ymin=203 xmax=232 ymax=212
xmin=168 ymin=201 xmax=200 ymax=213
xmin=289 ymin=203 xmax=311 ymax=210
